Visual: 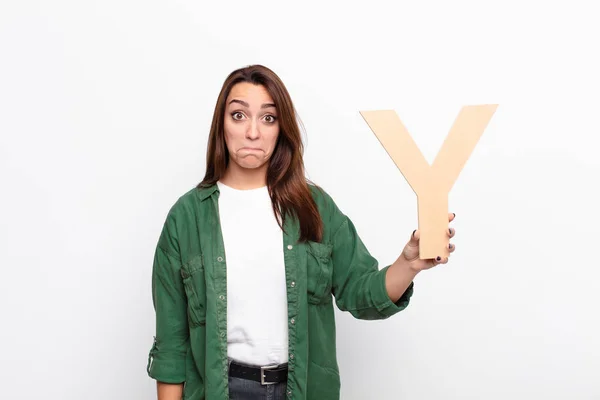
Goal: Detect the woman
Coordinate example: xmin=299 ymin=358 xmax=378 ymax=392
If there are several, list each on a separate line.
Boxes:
xmin=146 ymin=64 xmax=456 ymax=400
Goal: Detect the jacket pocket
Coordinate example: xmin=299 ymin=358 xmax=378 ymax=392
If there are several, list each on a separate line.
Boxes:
xmin=180 ymin=254 xmax=207 ymax=326
xmin=306 ymin=241 xmax=334 ymax=305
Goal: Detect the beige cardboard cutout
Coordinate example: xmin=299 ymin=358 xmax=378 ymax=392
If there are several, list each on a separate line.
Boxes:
xmin=360 ymin=105 xmax=498 ymax=259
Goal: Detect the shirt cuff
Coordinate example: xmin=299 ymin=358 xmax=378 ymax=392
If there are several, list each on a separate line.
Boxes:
xmin=373 ymin=265 xmax=415 ymax=319
xmin=147 ymin=341 xmax=187 ymax=383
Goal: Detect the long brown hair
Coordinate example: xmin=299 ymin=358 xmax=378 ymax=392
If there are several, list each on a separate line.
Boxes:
xmin=198 ymin=65 xmax=323 ymax=243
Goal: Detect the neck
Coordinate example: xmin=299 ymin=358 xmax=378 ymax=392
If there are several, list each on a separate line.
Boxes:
xmin=220 ymin=163 xmax=268 ymax=190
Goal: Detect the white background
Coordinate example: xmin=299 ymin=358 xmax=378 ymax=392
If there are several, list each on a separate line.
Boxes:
xmin=1 ymin=1 xmax=599 ymax=399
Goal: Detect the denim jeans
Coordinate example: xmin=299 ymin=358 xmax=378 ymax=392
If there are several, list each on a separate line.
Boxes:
xmin=228 ymin=359 xmax=288 ymax=400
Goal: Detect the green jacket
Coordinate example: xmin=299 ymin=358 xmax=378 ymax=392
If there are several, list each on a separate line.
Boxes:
xmin=146 ymin=183 xmax=414 ymax=399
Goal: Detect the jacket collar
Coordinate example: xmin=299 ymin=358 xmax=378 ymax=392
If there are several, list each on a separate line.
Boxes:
xmin=196 ymin=183 xmax=219 ymax=201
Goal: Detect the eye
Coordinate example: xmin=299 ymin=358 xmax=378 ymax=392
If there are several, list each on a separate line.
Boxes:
xmin=264 ymin=114 xmax=277 ymax=123
xmin=231 ymin=111 xmax=245 ymax=121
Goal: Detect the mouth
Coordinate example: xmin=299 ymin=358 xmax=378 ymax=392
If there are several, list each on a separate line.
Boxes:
xmin=240 ymin=147 xmax=263 ymax=152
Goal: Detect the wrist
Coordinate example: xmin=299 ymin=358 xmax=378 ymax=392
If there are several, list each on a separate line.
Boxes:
xmin=396 ymin=253 xmax=422 ymax=275
xmin=385 ymin=256 xmax=419 ymax=302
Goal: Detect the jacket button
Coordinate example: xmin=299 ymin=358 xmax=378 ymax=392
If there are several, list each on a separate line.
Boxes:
xmin=290 ymin=281 xmax=295 ymax=288
xmin=217 ymin=256 xmax=224 ymax=262
xmin=219 ymin=295 xmax=225 ymax=300
xmin=287 ymin=245 xmax=293 ymax=250
xmin=290 ymin=318 xmax=295 ymax=324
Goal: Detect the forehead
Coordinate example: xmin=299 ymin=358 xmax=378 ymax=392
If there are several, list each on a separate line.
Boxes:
xmin=227 ymin=82 xmax=274 ymax=105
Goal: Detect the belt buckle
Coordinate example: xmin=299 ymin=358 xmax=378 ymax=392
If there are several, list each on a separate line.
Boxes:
xmin=260 ymin=364 xmax=278 ymax=385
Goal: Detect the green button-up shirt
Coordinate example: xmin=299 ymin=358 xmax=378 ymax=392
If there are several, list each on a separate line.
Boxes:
xmin=147 ymin=183 xmax=414 ymax=399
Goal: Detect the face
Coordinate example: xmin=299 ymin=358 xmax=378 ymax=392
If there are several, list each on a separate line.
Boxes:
xmin=223 ymin=82 xmax=280 ymax=171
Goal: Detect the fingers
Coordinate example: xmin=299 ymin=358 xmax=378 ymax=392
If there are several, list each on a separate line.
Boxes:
xmin=411 ymin=227 xmax=455 ymax=243
xmin=448 ymin=213 xmax=456 ymax=252
xmin=429 ymin=255 xmax=449 ymax=268
xmin=410 ymin=212 xmax=456 ymax=256
xmin=411 ymin=226 xmax=455 ymax=241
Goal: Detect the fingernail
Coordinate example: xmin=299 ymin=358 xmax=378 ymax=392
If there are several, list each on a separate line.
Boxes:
xmin=449 ymin=243 xmax=452 ymax=248
xmin=436 ymin=256 xmax=441 ymax=261
xmin=453 ymin=213 xmax=456 ymax=217
xmin=412 ymin=229 xmax=416 ymax=238
xmin=449 ymin=228 xmax=452 ymax=234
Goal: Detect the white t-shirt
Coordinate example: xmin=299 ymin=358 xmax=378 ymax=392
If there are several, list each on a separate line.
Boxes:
xmin=217 ymin=181 xmax=289 ymax=366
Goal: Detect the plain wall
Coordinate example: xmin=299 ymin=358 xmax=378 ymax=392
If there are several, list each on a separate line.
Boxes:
xmin=1 ymin=1 xmax=599 ymax=399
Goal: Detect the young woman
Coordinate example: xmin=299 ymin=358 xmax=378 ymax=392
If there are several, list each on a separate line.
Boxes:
xmin=147 ymin=64 xmax=456 ymax=400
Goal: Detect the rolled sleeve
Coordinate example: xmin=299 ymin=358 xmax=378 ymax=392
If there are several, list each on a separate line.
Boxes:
xmin=331 ymin=214 xmax=415 ymax=320
xmin=147 ymin=335 xmax=187 ymax=383
xmin=371 ymin=265 xmax=414 ymax=318
xmin=147 ymin=214 xmax=189 ymax=384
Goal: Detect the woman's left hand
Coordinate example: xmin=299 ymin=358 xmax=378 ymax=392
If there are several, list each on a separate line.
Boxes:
xmin=401 ymin=212 xmax=456 ymax=272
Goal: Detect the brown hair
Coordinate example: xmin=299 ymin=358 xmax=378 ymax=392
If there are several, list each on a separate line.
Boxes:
xmin=198 ymin=65 xmax=323 ymax=243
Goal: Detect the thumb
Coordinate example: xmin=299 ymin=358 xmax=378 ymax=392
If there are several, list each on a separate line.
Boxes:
xmin=408 ymin=229 xmax=420 ymax=247
xmin=402 ymin=229 xmax=420 ymax=262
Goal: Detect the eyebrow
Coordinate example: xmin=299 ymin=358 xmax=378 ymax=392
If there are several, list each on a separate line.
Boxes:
xmin=229 ymin=99 xmax=276 ymax=109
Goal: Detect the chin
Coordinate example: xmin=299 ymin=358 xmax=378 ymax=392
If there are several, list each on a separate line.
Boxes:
xmin=238 ymin=160 xmax=267 ymax=170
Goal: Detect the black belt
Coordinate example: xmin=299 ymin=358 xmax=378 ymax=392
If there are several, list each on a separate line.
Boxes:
xmin=229 ymin=360 xmax=288 ymax=385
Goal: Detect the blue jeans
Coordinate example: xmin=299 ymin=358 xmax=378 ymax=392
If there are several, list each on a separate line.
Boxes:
xmin=228 ymin=359 xmax=288 ymax=400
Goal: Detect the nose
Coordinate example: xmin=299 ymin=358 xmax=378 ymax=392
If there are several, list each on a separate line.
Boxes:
xmin=246 ymin=118 xmax=260 ymax=140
